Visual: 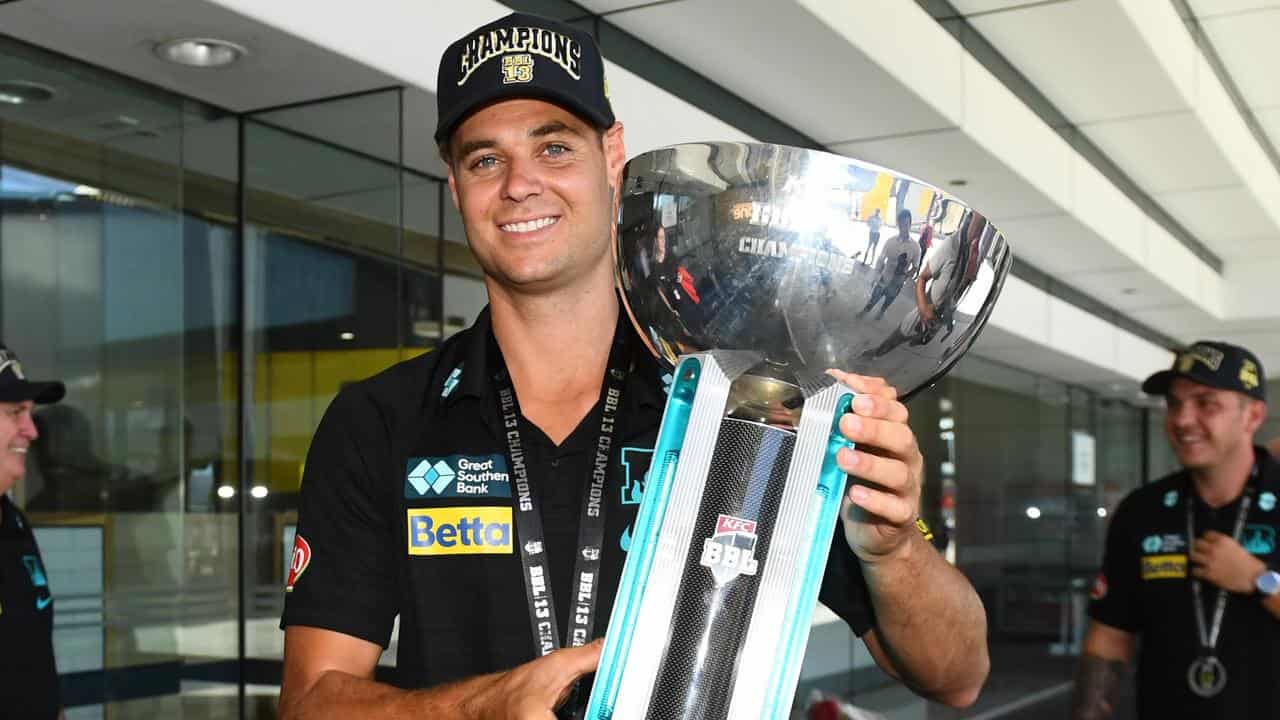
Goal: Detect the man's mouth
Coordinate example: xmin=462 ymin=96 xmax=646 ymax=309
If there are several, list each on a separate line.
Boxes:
xmin=499 ymin=216 xmax=559 ymax=233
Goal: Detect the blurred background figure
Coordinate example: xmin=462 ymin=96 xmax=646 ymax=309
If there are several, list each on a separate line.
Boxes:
xmin=858 ymin=209 xmax=920 ymax=321
xmin=0 ymin=343 xmax=67 ymax=719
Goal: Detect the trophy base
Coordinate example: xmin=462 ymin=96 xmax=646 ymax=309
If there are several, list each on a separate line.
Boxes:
xmin=588 ymin=351 xmax=854 ymax=720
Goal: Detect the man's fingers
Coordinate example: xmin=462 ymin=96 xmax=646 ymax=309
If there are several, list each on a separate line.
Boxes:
xmin=839 ymin=413 xmax=916 ymax=459
xmin=553 ymin=638 xmax=603 ymax=683
xmin=826 ymin=369 xmax=898 ymax=401
xmin=850 ymin=391 xmax=909 ymax=425
xmin=837 ymin=447 xmax=910 ymax=492
xmin=846 ymin=483 xmax=915 ymax=526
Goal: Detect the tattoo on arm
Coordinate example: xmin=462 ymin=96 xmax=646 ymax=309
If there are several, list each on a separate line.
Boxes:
xmin=1071 ymin=655 xmax=1126 ymax=720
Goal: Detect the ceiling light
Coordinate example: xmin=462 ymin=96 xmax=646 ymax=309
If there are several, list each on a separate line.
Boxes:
xmin=340 ymin=331 xmax=355 ymax=341
xmin=251 ymin=485 xmax=269 ymax=499
xmin=0 ymin=81 xmax=55 ymax=105
xmin=1025 ymin=506 xmax=1042 ymax=520
xmin=948 ymin=179 xmax=968 ymax=187
xmin=1097 ymin=507 xmax=1108 ymax=518
xmin=217 ymin=485 xmax=236 ymax=499
xmin=154 ymin=38 xmax=247 ymax=68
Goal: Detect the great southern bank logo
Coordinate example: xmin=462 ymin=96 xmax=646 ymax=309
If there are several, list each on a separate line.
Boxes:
xmin=406 ymin=455 xmax=511 ymax=499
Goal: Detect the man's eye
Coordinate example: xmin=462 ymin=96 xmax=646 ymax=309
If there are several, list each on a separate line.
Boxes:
xmin=544 ymin=143 xmax=568 ymax=157
xmin=470 ymin=155 xmax=498 ymax=170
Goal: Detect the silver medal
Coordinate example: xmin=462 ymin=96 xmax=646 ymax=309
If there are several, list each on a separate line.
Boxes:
xmin=1187 ymin=655 xmax=1227 ymax=698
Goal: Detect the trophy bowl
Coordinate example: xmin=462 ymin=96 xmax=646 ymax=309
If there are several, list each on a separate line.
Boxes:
xmin=616 ymin=141 xmax=1011 ymax=398
xmin=589 ymin=142 xmax=1010 ymax=720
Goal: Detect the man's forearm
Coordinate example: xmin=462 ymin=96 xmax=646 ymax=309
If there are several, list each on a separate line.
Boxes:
xmin=1070 ymin=654 xmax=1126 ymax=720
xmin=861 ymin=532 xmax=989 ymax=707
xmin=280 ymin=668 xmax=493 ymax=720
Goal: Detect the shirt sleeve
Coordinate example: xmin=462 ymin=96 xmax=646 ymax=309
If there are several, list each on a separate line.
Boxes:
xmin=1087 ymin=496 xmax=1142 ymax=633
xmin=818 ymin=519 xmax=876 ymax=637
xmin=280 ymin=387 xmax=400 ymax=647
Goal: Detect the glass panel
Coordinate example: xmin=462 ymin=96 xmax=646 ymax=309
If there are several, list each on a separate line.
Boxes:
xmin=1 ymin=35 xmax=240 ymax=718
xmin=242 ymin=90 xmax=451 ymax=709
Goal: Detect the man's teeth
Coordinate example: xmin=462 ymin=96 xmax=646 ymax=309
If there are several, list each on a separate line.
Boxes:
xmin=10 ymin=447 xmax=26 ymax=454
xmin=501 ymin=217 xmax=557 ymax=232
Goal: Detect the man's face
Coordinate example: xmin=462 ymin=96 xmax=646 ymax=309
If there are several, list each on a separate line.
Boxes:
xmin=446 ymin=98 xmax=626 ymax=294
xmin=0 ymin=400 xmax=37 ymax=495
xmin=1164 ymin=377 xmax=1264 ymax=471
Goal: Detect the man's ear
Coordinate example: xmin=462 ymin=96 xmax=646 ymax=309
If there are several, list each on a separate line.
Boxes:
xmin=603 ymin=121 xmax=626 ymax=193
xmin=1245 ymin=399 xmax=1268 ymax=435
xmin=446 ymin=169 xmax=461 ymax=213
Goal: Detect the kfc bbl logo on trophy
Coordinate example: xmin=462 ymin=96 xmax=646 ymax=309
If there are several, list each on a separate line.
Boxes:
xmin=699 ymin=514 xmax=760 ymax=586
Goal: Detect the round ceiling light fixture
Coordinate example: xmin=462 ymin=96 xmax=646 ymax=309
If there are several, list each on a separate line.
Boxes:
xmin=0 ymin=81 xmax=56 ymax=105
xmin=154 ymin=37 xmax=248 ymax=68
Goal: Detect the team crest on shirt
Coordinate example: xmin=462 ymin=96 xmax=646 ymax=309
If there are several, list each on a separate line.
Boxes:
xmin=1163 ymin=490 xmax=1178 ymax=508
xmin=1243 ymin=525 xmax=1276 ymax=556
xmin=618 ymin=446 xmax=656 ymax=552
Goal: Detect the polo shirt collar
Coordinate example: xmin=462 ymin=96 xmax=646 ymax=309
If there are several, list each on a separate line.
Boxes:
xmin=440 ymin=303 xmax=671 ymax=413
xmin=440 ymin=306 xmax=494 ymax=407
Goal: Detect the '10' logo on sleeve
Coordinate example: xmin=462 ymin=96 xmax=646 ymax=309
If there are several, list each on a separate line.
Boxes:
xmin=700 ymin=514 xmax=760 ymax=586
xmin=407 ymin=507 xmax=513 ymax=556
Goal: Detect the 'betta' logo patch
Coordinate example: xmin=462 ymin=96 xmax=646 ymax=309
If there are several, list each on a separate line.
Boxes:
xmin=286 ymin=535 xmax=311 ymax=593
xmin=699 ymin=514 xmax=760 ymax=586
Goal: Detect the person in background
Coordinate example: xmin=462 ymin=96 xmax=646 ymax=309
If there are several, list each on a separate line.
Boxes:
xmin=1073 ymin=341 xmax=1280 ymax=719
xmin=0 ymin=343 xmax=67 ymax=720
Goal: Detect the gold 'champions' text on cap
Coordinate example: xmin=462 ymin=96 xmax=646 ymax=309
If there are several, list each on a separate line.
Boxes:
xmin=457 ymin=26 xmax=582 ymax=87
xmin=1177 ymin=344 xmax=1224 ymax=373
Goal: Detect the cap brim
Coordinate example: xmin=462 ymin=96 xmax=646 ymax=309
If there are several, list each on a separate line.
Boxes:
xmin=434 ymin=84 xmax=613 ymax=143
xmin=1141 ymin=370 xmax=1174 ymax=396
xmin=0 ymin=380 xmax=65 ymax=404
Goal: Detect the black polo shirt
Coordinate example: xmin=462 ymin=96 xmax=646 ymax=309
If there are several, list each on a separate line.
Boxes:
xmin=0 ymin=496 xmax=60 ymax=720
xmin=281 ymin=307 xmax=875 ymax=703
xmin=1089 ymin=447 xmax=1280 ymax=719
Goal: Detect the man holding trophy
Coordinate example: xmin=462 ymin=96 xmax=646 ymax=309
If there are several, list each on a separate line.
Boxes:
xmin=279 ymin=12 xmax=991 ymax=720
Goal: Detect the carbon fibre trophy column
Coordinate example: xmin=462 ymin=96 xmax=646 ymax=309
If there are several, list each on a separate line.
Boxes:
xmin=588 ymin=143 xmax=1011 ymax=720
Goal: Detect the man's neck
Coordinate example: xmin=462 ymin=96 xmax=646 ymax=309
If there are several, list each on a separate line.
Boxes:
xmin=1189 ymin=444 xmax=1256 ymax=508
xmin=487 ymin=268 xmax=620 ymax=443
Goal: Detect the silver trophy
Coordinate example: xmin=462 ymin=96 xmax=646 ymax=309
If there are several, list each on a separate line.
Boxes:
xmin=588 ymin=142 xmax=1010 ymax=720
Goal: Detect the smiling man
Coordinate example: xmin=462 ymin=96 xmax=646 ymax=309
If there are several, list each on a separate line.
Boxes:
xmin=1073 ymin=341 xmax=1280 ymax=720
xmin=0 ymin=343 xmax=66 ymax=719
xmin=277 ymin=12 xmax=988 ymax=720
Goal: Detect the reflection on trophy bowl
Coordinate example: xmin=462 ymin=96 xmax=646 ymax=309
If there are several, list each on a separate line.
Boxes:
xmin=617 ymin=142 xmax=1012 ymax=399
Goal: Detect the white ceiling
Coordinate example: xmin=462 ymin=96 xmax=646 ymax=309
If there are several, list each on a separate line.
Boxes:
xmin=4 ymin=0 xmax=1280 ymax=380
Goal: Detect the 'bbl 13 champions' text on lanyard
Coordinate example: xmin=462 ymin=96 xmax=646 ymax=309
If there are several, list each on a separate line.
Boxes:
xmin=494 ymin=331 xmax=629 ymax=656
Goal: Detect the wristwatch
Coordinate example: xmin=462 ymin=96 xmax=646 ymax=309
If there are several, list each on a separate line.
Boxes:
xmin=1256 ymin=569 xmax=1280 ymax=597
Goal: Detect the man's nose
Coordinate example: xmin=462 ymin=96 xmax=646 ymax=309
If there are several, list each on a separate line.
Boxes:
xmin=19 ymin=411 xmax=38 ymax=440
xmin=502 ymin=154 xmax=543 ymax=203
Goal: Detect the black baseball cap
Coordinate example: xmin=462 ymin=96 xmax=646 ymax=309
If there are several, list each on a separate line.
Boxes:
xmin=0 ymin=344 xmax=64 ymax=404
xmin=1142 ymin=340 xmax=1266 ymax=402
xmin=434 ymin=12 xmax=615 ymax=144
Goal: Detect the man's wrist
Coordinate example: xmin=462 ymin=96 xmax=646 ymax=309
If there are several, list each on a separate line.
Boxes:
xmin=858 ymin=527 xmax=919 ymax=570
xmin=1253 ymin=567 xmax=1280 ymax=599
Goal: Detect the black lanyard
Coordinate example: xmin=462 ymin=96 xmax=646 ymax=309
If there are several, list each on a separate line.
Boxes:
xmin=492 ymin=328 xmax=629 ymax=657
xmin=1185 ymin=463 xmax=1256 ymax=654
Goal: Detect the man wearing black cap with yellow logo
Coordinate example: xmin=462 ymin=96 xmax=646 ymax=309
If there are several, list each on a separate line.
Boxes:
xmin=1072 ymin=341 xmax=1280 ymax=719
xmin=0 ymin=344 xmax=66 ymax=719
xmin=278 ymin=11 xmax=989 ymax=719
